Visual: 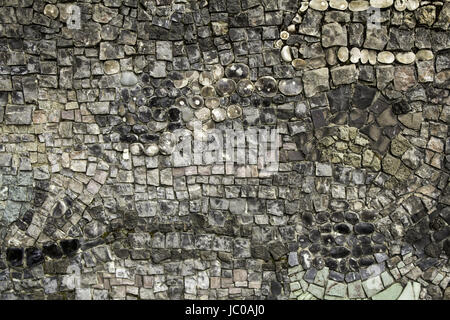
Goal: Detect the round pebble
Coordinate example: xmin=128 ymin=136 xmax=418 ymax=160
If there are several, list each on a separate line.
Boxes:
xmin=360 ymin=49 xmax=369 ymax=64
xmin=337 ymin=47 xmax=349 ymax=62
xmin=104 ymin=60 xmax=120 ymax=74
xmin=200 ymin=85 xmax=216 ymax=97
xmin=184 ymin=70 xmax=199 ymax=83
xmin=406 ymin=0 xmax=419 ymax=10
xmin=168 ymin=107 xmax=181 ymax=122
xmin=130 ymin=143 xmax=142 ymax=155
xmin=377 ymin=51 xmax=395 ymax=64
xmin=309 ymin=0 xmax=329 ymax=11
xmin=292 ymin=58 xmax=307 ymax=69
xmin=416 ymin=49 xmax=434 ymax=61
xmin=330 ymin=0 xmax=349 ymax=10
xmin=236 ymin=79 xmax=255 ymax=97
xmin=370 ymin=0 xmax=393 ymax=8
xmin=44 ymin=4 xmax=59 ymax=19
xmin=211 ymin=108 xmax=227 ymax=122
xmin=158 ymin=132 xmax=175 ymax=155
xmin=225 ymin=63 xmax=250 ymax=79
xmin=396 ymin=52 xmax=416 ymax=64
xmin=281 ymin=46 xmax=293 ymax=62
xmin=175 ymin=96 xmax=188 ymax=108
xmin=255 ymin=76 xmax=278 ymax=97
xmin=349 ymin=0 xmax=370 ymax=11
xmin=173 ymin=78 xmax=188 ymax=89
xmin=274 ymin=39 xmax=284 ymax=49
xmin=170 ymin=71 xmax=187 ymax=89
xmin=210 ymin=65 xmax=224 ymax=81
xmin=368 ymin=50 xmax=378 ymax=65
xmin=143 ymin=144 xmax=159 ymax=156
xmin=199 ymin=71 xmax=214 ymax=86
xmin=280 ymin=31 xmax=290 ymax=40
xmin=195 ymin=107 xmax=211 ymax=121
xmin=350 ymin=47 xmax=361 ymax=63
xmin=215 ymin=78 xmax=236 ymax=96
xmin=394 ymin=0 xmax=407 ymax=11
xmin=188 ymin=95 xmax=204 ymax=109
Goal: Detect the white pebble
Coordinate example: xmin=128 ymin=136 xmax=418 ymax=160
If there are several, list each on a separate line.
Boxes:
xmin=350 ymin=47 xmax=361 ymax=63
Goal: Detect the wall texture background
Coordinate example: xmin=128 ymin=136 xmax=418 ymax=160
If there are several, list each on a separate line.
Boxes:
xmin=0 ymin=0 xmax=449 ymax=300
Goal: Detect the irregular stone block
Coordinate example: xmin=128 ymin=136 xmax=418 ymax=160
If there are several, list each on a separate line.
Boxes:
xmin=5 ymin=105 xmax=33 ymax=125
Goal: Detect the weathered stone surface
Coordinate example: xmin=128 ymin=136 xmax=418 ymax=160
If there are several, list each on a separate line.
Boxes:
xmin=394 ymin=66 xmax=416 ymax=91
xmin=435 ymin=2 xmax=450 ymax=30
xmin=331 ymin=65 xmax=358 ymax=85
xmin=0 ymin=0 xmax=447 ymax=302
xmin=370 ymin=0 xmax=393 ymax=8
xmin=5 ymin=105 xmax=33 ymax=125
xmin=156 ymin=41 xmax=173 ymax=61
xmin=100 ymin=42 xmax=124 ymax=60
xmin=302 ymin=68 xmax=330 ymax=98
xmin=279 ymin=78 xmax=303 ymax=96
xmin=73 ymin=23 xmax=102 ymax=47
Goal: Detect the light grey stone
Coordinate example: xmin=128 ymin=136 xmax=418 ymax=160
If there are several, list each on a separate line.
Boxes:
xmin=5 ymin=105 xmax=33 ymax=125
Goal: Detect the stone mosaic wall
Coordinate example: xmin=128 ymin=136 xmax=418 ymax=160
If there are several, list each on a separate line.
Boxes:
xmin=0 ymin=0 xmax=449 ymax=300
